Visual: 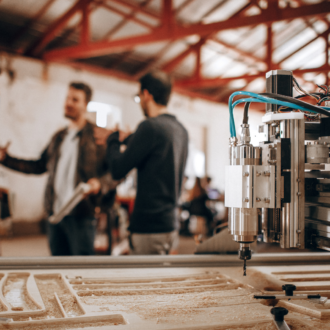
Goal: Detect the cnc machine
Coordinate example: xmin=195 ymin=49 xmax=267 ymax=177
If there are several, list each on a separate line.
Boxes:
xmin=225 ymin=70 xmax=330 ymax=275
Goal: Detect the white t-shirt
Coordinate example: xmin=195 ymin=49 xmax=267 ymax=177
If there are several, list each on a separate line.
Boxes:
xmin=53 ymin=128 xmax=79 ymax=214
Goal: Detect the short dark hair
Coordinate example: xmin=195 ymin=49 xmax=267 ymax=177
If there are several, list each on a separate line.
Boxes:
xmin=139 ymin=71 xmax=172 ymax=106
xmin=69 ymin=82 xmax=92 ymax=103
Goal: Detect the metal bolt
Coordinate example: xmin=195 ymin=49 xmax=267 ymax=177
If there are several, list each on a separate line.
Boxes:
xmin=264 ymin=171 xmax=270 ymax=176
xmin=297 ymin=192 xmax=302 ymax=196
xmin=256 ymin=198 xmax=261 ymax=202
xmin=244 ymin=172 xmax=249 ymax=177
xmin=297 ymin=178 xmax=301 ymax=182
xmin=244 ymin=198 xmax=249 ymax=202
xmin=296 ymin=229 xmax=301 ymax=234
xmin=256 ymin=172 xmax=261 ymax=177
xmin=264 ymin=198 xmax=270 ymax=203
xmin=296 ymin=243 xmax=301 ymax=248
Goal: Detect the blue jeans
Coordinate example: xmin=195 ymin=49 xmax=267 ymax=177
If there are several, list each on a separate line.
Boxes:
xmin=48 ymin=216 xmax=96 ymax=256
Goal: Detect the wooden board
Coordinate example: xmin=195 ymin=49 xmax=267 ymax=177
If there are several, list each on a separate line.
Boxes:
xmin=0 ymin=266 xmax=327 ymax=329
xmin=252 ymin=264 xmax=330 ymax=320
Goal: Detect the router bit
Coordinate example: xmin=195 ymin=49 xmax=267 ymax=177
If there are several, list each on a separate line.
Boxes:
xmin=239 ymin=243 xmax=251 ymax=276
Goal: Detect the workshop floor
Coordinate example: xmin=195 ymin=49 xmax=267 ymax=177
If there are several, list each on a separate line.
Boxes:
xmin=0 ymin=234 xmax=197 ymax=257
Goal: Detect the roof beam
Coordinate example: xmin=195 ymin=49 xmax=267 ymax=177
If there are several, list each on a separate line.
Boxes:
xmin=43 ymin=1 xmax=330 ymax=61
xmin=81 ymin=0 xmax=90 ymax=45
xmin=45 ymin=0 xmax=100 ymax=51
xmin=162 ymin=0 xmax=175 ymax=28
xmin=26 ymin=0 xmax=84 ymax=56
xmin=105 ymin=0 xmax=160 ymax=20
xmin=266 ymin=25 xmax=273 ymax=70
xmin=209 ymin=36 xmax=265 ymax=64
xmin=175 ymin=73 xmax=266 ymax=89
xmin=11 ymin=0 xmax=57 ymax=50
xmin=101 ymin=0 xmax=154 ymax=40
xmin=99 ymin=1 xmax=154 ymax=32
xmin=175 ymin=66 xmax=330 ymax=89
xmin=133 ymin=41 xmax=175 ymax=78
xmin=161 ymin=2 xmax=257 ymax=74
xmin=161 ymin=39 xmax=205 ymax=72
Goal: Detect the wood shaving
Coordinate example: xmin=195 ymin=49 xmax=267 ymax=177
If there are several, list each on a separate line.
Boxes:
xmin=3 ymin=274 xmax=38 ymax=310
xmin=35 ymin=276 xmax=83 ymax=318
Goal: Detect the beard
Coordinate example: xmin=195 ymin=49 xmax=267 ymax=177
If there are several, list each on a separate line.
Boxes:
xmin=64 ymin=107 xmax=79 ymax=120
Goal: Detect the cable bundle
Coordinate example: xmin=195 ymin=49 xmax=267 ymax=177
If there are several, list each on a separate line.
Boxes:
xmin=228 ymin=91 xmax=330 ymax=138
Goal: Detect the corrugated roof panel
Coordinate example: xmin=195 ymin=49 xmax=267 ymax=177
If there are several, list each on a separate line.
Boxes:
xmin=253 ymin=45 xmax=265 ymax=59
xmin=217 ymin=27 xmax=251 ymax=45
xmin=273 ymin=27 xmax=319 ymax=64
xmin=221 ymin=61 xmax=249 ymax=78
xmin=174 ymin=52 xmax=196 ymax=76
xmin=155 ymin=41 xmax=189 ymax=65
xmin=236 ymin=25 xmax=266 ymax=53
xmin=203 ymin=0 xmax=249 ymax=24
xmin=282 ymin=38 xmax=325 ymax=69
xmin=202 ymin=54 xmax=235 ymax=78
xmin=134 ymin=12 xmax=159 ymax=26
xmin=299 ymin=48 xmax=326 ymax=70
xmin=201 ymin=45 xmax=221 ymax=64
xmin=245 ymin=77 xmax=265 ymax=93
xmin=312 ymin=20 xmax=328 ymax=34
xmin=133 ymin=41 xmax=171 ymax=56
xmin=273 ymin=19 xmax=307 ymax=49
xmin=90 ymin=7 xmax=125 ymax=41
xmin=0 ymin=0 xmax=51 ymax=18
xmin=109 ymin=20 xmax=150 ymax=40
xmin=177 ymin=0 xmax=225 ymax=24
xmin=41 ymin=0 xmax=76 ymax=22
xmin=145 ymin=0 xmax=162 ymax=13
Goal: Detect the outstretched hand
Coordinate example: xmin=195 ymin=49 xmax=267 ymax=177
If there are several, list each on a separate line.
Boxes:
xmin=118 ymin=125 xmax=132 ymax=142
xmin=94 ymin=125 xmax=131 ymax=145
xmin=0 ymin=142 xmax=10 ymax=162
xmin=86 ymin=178 xmax=101 ymax=195
xmin=94 ymin=127 xmax=113 ymax=145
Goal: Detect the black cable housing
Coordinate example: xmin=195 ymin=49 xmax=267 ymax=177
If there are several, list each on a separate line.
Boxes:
xmin=260 ymin=92 xmax=330 ymax=117
xmin=243 ymin=102 xmax=250 ymax=124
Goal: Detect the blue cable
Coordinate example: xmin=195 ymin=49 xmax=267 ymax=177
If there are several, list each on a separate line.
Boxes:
xmin=228 ymin=91 xmax=328 ymax=138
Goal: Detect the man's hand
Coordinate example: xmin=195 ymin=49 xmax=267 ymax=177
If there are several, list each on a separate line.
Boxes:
xmin=94 ymin=125 xmax=131 ymax=145
xmin=86 ymin=178 xmax=101 ymax=195
xmin=94 ymin=127 xmax=113 ymax=145
xmin=0 ymin=142 xmax=10 ymax=162
xmin=118 ymin=125 xmax=132 ymax=142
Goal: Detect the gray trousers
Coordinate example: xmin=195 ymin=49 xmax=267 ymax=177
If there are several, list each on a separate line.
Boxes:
xmin=129 ymin=230 xmax=179 ymax=255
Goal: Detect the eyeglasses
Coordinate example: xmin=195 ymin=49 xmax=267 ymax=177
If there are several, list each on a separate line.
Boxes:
xmin=133 ymin=94 xmax=140 ymax=104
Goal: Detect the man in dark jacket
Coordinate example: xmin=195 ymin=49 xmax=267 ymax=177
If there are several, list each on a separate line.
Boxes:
xmin=0 ymin=82 xmax=110 ymax=256
xmin=95 ymin=71 xmax=189 ymax=255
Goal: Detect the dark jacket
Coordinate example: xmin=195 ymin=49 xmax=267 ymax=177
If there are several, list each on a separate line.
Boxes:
xmin=106 ymin=114 xmax=188 ymax=233
xmin=2 ymin=121 xmax=110 ymax=218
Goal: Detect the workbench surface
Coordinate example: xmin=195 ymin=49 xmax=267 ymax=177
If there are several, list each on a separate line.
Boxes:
xmin=0 ymin=260 xmax=330 ymax=329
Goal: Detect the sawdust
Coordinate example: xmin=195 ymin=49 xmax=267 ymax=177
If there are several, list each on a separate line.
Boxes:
xmin=287 ymin=298 xmax=330 ymax=311
xmin=81 ymin=288 xmax=258 ymax=324
xmin=77 ymin=282 xmax=240 ymax=297
xmin=232 ymin=268 xmax=283 ymax=292
xmin=72 ymin=278 xmax=228 ymax=291
xmin=35 ymin=275 xmax=83 ymax=318
xmin=0 ymin=320 xmax=122 ymax=330
xmin=69 ymin=273 xmax=224 ymax=285
xmin=3 ymin=274 xmax=38 ymax=310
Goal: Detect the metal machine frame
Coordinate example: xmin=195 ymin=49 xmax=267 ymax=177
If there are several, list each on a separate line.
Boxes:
xmin=225 ymin=70 xmax=330 ymax=274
